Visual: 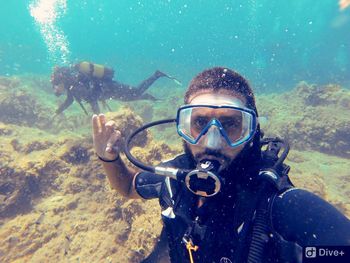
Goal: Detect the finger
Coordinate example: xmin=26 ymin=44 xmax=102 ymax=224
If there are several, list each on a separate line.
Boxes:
xmin=106 ymin=130 xmax=122 ymax=151
xmin=99 ymin=114 xmax=106 ymax=134
xmin=92 ymin=114 xmax=100 ymax=135
xmin=106 ymin=130 xmax=122 ymax=153
xmin=105 ymin=120 xmax=117 ymax=134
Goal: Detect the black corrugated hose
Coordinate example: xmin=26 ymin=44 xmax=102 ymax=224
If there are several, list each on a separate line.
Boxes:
xmin=247 ymin=183 xmax=271 ymax=263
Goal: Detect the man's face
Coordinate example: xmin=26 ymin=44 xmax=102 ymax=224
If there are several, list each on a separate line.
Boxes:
xmin=185 ymin=90 xmax=248 ymax=170
xmin=53 ymin=83 xmax=65 ymax=96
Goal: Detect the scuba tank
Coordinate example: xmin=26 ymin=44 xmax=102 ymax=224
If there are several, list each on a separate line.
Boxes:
xmin=75 ymin=61 xmax=114 ymax=80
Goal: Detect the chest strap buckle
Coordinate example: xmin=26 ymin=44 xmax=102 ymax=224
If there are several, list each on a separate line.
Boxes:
xmin=183 ymin=235 xmax=199 ymax=263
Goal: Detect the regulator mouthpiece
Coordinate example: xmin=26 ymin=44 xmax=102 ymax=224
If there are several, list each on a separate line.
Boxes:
xmin=185 ymin=159 xmax=222 ymax=197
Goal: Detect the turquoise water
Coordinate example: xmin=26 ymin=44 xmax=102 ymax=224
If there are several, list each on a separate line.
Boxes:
xmin=0 ymin=0 xmax=349 ymax=92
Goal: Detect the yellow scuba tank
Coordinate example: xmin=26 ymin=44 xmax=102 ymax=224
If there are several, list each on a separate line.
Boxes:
xmin=76 ymin=61 xmax=114 ymax=80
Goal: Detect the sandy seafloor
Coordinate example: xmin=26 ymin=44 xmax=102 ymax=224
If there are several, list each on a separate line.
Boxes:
xmin=0 ymin=75 xmax=349 ymax=262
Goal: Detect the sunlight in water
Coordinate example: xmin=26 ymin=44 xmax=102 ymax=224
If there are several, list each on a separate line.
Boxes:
xmin=29 ymin=0 xmax=70 ymax=65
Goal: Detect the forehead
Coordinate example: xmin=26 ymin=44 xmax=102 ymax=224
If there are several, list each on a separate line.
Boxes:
xmin=189 ymin=90 xmax=247 ymax=107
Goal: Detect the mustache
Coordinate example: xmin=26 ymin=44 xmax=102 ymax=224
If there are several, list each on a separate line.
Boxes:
xmin=194 ymin=149 xmax=231 ymax=163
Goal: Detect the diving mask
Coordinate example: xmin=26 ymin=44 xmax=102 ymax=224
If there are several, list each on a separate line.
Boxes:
xmin=176 ymin=95 xmax=257 ymax=148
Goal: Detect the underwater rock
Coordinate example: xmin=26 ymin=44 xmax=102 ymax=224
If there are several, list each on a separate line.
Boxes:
xmin=20 ymin=75 xmax=52 ymax=94
xmin=10 ymin=139 xmax=20 ymax=152
xmin=0 ymin=126 xmax=13 ymax=136
xmin=0 ymin=76 xmax=56 ymax=129
xmin=37 ymin=159 xmax=70 ymax=177
xmin=0 ymin=78 xmax=165 ymax=262
xmin=23 ymin=141 xmax=54 ymax=154
xmin=0 ymin=90 xmax=41 ymax=126
xmin=0 ymin=130 xmax=80 ymax=220
xmin=131 ymin=141 xmax=182 ymax=167
xmin=259 ymin=82 xmax=350 ymax=157
xmin=0 ymin=91 xmax=49 ymax=127
xmin=295 ymin=82 xmax=345 ymax=106
xmin=47 ymin=114 xmax=91 ymax=134
xmin=293 ymin=174 xmax=327 ymax=199
xmin=118 ymin=200 xmax=145 ymax=225
xmin=115 ymin=226 xmax=132 ymax=243
xmin=65 ymin=181 xmax=88 ymax=194
xmin=105 ymin=107 xmax=148 ymax=147
xmin=29 ymin=159 xmax=71 ymax=195
xmin=37 ymin=195 xmax=79 ymax=215
xmin=0 ymin=182 xmax=16 ymax=196
xmin=0 ymin=169 xmax=40 ymax=219
xmin=0 ymin=76 xmax=20 ymax=89
xmin=131 ymin=101 xmax=154 ymax=122
xmin=9 ymin=139 xmax=54 ymax=154
xmin=62 ymin=144 xmax=91 ymax=164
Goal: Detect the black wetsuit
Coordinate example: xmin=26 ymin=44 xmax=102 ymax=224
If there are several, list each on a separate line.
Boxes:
xmin=135 ymin=154 xmax=350 ymax=263
xmin=55 ymin=70 xmax=164 ymax=115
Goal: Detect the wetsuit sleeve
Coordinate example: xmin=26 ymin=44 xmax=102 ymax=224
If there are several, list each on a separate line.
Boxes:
xmin=271 ymin=188 xmax=350 ymax=246
xmin=56 ymin=91 xmax=73 ymax=114
xmin=134 ymin=171 xmax=165 ymax=200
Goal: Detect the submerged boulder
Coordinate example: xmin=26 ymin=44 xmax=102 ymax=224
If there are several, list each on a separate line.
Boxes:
xmin=0 ymin=76 xmax=53 ymax=128
xmin=104 ymin=106 xmax=149 ymax=147
xmin=0 ymin=90 xmax=41 ymax=126
xmin=0 ymin=166 xmax=40 ymax=219
xmin=258 ymin=82 xmax=350 ymax=157
xmin=61 ymin=141 xmax=91 ymax=165
xmin=0 ymin=76 xmax=20 ymax=90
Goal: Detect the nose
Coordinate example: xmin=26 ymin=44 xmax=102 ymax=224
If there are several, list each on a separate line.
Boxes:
xmin=202 ymin=126 xmax=226 ymax=150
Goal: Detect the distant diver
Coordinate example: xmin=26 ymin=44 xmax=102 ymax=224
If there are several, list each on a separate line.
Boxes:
xmin=51 ymin=61 xmax=181 ymax=115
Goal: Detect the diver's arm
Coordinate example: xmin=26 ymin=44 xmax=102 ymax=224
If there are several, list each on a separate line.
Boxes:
xmin=100 ymin=158 xmax=140 ymax=199
xmin=92 ymin=114 xmax=140 ymax=199
xmin=56 ymin=91 xmax=74 ymax=114
xmin=271 ymin=188 xmax=350 ymax=246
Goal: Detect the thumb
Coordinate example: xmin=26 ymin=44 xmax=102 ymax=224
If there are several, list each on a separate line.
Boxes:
xmin=106 ymin=130 xmax=122 ymax=153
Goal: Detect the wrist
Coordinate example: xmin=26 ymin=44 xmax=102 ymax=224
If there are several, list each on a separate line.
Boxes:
xmin=97 ymin=154 xmax=120 ymax=162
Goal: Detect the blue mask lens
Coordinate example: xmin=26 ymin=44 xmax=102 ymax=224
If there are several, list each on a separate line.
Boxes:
xmin=177 ymin=105 xmax=257 ymax=147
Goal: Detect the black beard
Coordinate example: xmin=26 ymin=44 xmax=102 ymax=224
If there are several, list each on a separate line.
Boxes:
xmin=183 ymin=142 xmax=243 ymax=179
xmin=183 ymin=142 xmax=196 ymax=168
xmin=183 ymin=140 xmax=260 ymax=189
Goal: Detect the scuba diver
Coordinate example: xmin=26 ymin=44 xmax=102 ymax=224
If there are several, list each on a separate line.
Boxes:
xmin=92 ymin=67 xmax=350 ymax=263
xmin=51 ymin=61 xmax=180 ymax=115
